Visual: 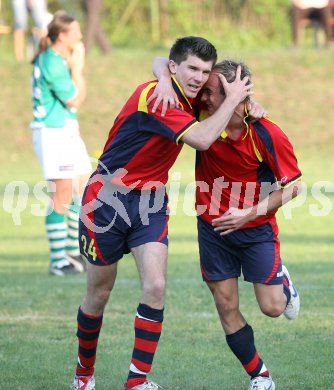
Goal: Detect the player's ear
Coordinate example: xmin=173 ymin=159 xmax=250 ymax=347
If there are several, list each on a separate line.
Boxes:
xmin=169 ymin=60 xmax=177 ymax=75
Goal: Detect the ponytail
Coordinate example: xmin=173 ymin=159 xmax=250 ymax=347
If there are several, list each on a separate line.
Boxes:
xmin=31 ymin=35 xmax=51 ymax=64
xmin=31 ymin=11 xmax=76 ymax=64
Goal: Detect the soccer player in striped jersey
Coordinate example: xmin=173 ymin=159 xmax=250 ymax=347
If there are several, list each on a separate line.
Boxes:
xmin=196 ymin=60 xmax=301 ymax=390
xmin=152 ymin=59 xmax=301 ymax=390
xmin=71 ymin=37 xmax=253 ymax=390
xmin=31 ymin=12 xmax=91 ymax=275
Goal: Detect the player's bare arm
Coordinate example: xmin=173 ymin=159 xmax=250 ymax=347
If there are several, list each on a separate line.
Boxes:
xmin=212 ymin=180 xmax=302 ymax=235
xmin=149 ymin=64 xmax=253 ymax=150
xmin=147 ymin=57 xmax=180 ymax=115
xmin=181 ymin=69 xmax=253 ymax=150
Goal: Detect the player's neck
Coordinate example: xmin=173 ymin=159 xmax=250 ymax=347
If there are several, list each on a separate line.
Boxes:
xmin=225 ymin=126 xmax=244 ymax=141
xmin=226 ymin=117 xmax=244 ymax=140
xmin=51 ymin=42 xmax=70 ymax=60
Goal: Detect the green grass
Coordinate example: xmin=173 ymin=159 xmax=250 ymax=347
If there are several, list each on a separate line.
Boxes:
xmin=1 ymin=45 xmax=334 ymax=389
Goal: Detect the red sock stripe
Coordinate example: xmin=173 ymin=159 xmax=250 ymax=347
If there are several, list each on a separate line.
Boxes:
xmin=78 ymin=352 xmax=96 ymax=368
xmin=135 ymin=317 xmax=162 ymax=333
xmin=131 ymin=357 xmax=152 ymax=373
xmin=76 ymin=365 xmax=94 ymax=376
xmin=80 ymin=310 xmax=101 ymax=320
xmin=134 ymin=337 xmax=159 ymax=353
xmin=78 ymin=337 xmax=98 ymax=350
xmin=77 ymin=322 xmax=102 ymax=333
xmin=244 ymin=352 xmax=260 ymax=373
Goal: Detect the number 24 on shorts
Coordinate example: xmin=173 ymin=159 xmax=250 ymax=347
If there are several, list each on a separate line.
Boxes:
xmin=81 ymin=235 xmax=97 ymax=261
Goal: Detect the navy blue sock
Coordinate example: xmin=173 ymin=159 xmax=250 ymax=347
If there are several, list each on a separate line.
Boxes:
xmin=226 ymin=323 xmax=269 ymax=377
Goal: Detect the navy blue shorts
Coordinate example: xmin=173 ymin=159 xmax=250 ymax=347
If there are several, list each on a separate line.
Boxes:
xmin=197 ymin=216 xmax=282 ymax=285
xmin=79 ymin=181 xmax=169 ymax=266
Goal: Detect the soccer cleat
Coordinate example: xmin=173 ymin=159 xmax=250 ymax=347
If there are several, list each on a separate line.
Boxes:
xmin=124 ymin=380 xmax=163 ymax=390
xmin=66 ymin=253 xmax=87 ymax=271
xmin=282 ymin=264 xmax=300 ymax=320
xmin=71 ymin=375 xmax=95 ymax=390
xmin=49 ymin=259 xmax=82 ymax=276
xmin=248 ymin=375 xmax=275 ymax=390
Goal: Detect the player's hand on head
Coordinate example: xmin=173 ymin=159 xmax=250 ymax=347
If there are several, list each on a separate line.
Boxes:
xmin=147 ymin=77 xmax=179 ymax=116
xmin=247 ymin=100 xmax=268 ymax=121
xmin=218 ymin=66 xmax=254 ymax=105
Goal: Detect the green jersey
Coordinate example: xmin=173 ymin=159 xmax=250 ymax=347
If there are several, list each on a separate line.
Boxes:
xmin=31 ymin=47 xmax=77 ymax=128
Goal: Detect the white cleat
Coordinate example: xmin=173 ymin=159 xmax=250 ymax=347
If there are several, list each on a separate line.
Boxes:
xmin=65 ymin=254 xmax=86 ymax=272
xmin=248 ymin=375 xmax=275 ymax=390
xmin=282 ymin=265 xmax=300 ymax=320
xmin=49 ymin=259 xmax=82 ymax=276
xmin=125 ymin=380 xmax=163 ymax=390
xmin=71 ymin=375 xmax=95 ymax=390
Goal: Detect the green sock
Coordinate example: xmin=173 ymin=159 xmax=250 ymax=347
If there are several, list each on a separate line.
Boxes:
xmin=45 ymin=210 xmax=67 ymax=264
xmin=65 ymin=201 xmax=80 ymax=256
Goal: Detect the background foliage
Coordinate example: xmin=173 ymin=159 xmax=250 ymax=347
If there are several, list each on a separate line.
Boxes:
xmin=1 ymin=0 xmax=294 ymax=48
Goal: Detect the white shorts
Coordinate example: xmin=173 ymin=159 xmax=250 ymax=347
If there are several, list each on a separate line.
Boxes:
xmin=32 ymin=120 xmax=92 ymax=180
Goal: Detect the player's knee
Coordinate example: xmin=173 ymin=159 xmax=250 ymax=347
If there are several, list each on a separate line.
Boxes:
xmin=214 ymin=292 xmax=238 ymax=313
xmin=143 ymin=278 xmax=166 ymax=301
xmin=88 ymin=286 xmax=112 ymax=309
xmin=259 ymin=300 xmax=284 ymax=317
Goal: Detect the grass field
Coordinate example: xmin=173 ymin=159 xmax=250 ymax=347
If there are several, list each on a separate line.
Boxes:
xmin=0 ymin=43 xmax=334 ymax=389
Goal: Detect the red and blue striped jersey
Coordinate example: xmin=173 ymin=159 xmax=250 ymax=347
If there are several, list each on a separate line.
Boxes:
xmin=97 ymin=77 xmax=198 ymax=190
xmin=195 ymin=117 xmax=302 ymax=228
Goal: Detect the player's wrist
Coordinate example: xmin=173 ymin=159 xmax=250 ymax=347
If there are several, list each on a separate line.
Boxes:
xmin=223 ymin=94 xmax=242 ymax=107
xmin=159 ymin=73 xmax=172 ymax=83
